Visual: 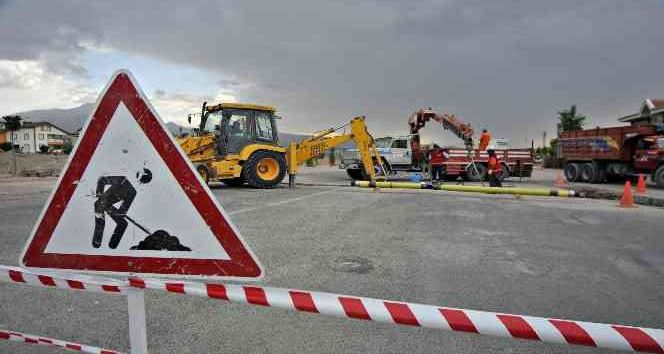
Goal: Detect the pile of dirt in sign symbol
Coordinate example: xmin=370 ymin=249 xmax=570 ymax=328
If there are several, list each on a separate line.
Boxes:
xmin=130 ymin=230 xmax=191 ymax=251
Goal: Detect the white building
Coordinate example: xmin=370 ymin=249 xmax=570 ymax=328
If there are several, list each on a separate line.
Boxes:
xmin=5 ymin=122 xmax=72 ymax=153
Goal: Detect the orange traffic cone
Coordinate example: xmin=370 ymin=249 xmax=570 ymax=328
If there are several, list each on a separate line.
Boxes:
xmin=619 ymin=181 xmax=637 ymax=208
xmin=554 ymin=172 xmax=567 ymax=188
xmin=636 ymin=174 xmax=647 ymax=194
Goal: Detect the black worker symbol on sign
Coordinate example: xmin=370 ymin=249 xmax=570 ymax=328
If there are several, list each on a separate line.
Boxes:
xmin=91 ymin=167 xmax=191 ymax=251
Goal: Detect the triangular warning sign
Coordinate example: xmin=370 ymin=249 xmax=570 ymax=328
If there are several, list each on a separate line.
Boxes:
xmin=20 ymin=70 xmax=263 ymax=280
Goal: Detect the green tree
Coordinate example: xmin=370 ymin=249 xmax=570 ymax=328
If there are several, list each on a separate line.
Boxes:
xmin=557 ymin=105 xmax=586 ymax=132
xmin=2 ymin=115 xmax=23 ymax=175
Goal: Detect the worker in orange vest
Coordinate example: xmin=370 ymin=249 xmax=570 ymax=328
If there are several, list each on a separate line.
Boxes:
xmin=487 ymin=149 xmax=502 ymax=187
xmin=479 ymin=129 xmax=491 ymax=151
xmin=429 ymin=144 xmax=448 ymax=182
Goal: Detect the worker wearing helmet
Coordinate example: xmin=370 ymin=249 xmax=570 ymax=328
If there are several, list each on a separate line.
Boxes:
xmin=487 ymin=149 xmax=502 ymax=187
xmin=479 ymin=129 xmax=491 ymax=151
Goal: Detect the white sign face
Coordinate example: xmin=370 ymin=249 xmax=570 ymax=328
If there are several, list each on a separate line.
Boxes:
xmin=45 ymin=102 xmax=230 ymax=259
xmin=21 ymin=70 xmax=263 ymax=280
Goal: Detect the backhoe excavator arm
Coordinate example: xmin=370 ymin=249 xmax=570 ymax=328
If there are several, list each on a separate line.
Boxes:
xmin=287 ymin=116 xmax=381 ymax=188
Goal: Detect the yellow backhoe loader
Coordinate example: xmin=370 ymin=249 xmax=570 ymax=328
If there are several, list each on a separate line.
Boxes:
xmin=177 ymin=102 xmax=382 ymax=188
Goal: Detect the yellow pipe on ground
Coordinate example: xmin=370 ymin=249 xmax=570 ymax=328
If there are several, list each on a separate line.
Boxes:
xmin=350 ymin=180 xmax=577 ymax=197
xmin=434 ymin=184 xmax=576 ymax=197
xmin=350 ymin=180 xmax=429 ymax=189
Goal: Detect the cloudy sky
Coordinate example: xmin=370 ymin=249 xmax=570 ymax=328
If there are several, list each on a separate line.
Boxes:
xmin=1 ymin=0 xmax=663 ymax=145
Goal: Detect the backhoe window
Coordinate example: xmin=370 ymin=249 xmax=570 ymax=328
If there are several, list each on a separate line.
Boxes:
xmin=227 ymin=112 xmax=250 ymax=137
xmin=203 ymin=111 xmax=222 ymax=132
xmin=224 ymin=110 xmax=252 ymax=154
xmin=255 ymin=111 xmax=274 ymax=141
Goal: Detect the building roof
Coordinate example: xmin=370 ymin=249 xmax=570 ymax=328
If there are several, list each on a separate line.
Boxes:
xmin=618 ymin=98 xmax=664 ymax=122
xmin=17 ymin=121 xmax=73 ymax=135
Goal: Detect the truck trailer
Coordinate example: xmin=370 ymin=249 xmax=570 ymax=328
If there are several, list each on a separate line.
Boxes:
xmin=558 ymin=124 xmax=664 ymax=187
xmin=342 ymin=136 xmax=534 ymax=181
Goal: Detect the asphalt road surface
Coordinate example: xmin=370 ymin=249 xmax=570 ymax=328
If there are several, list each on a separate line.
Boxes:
xmin=1 ymin=170 xmax=663 ymax=353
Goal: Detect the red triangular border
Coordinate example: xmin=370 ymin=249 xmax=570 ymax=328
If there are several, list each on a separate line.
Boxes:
xmin=21 ymin=71 xmax=262 ymax=279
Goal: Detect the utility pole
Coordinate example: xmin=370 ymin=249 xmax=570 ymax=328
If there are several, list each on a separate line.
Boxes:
xmin=542 ymin=131 xmax=547 ymax=149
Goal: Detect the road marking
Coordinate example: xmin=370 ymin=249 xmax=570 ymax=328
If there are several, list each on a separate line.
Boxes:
xmin=227 ymin=187 xmax=344 ymax=216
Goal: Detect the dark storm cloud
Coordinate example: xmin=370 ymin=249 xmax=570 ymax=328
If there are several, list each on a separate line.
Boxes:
xmin=1 ymin=0 xmax=663 ymax=143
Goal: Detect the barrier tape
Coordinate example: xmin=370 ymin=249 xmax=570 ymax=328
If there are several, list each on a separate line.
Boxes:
xmin=3 ymin=265 xmax=663 ymax=353
xmin=0 ymin=265 xmax=129 ymax=294
xmin=0 ymin=329 xmax=123 ymax=354
xmin=129 ymin=277 xmax=664 ymax=353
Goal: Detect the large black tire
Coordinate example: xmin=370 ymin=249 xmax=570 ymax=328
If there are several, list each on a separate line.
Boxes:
xmin=223 ymin=177 xmax=245 ymax=187
xmin=465 ymin=163 xmax=487 ymax=182
xmin=654 ymin=165 xmax=664 ymax=189
xmin=564 ymin=163 xmax=580 ymax=182
xmin=243 ymin=150 xmax=287 ymax=188
xmin=346 ymin=158 xmax=390 ymax=180
xmin=196 ymin=165 xmax=210 ymax=184
xmin=579 ymin=163 xmax=596 ymax=183
xmin=346 ymin=168 xmax=367 ymax=180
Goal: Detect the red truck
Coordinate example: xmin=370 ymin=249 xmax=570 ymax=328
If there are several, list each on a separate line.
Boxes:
xmin=558 ymin=124 xmax=664 ymax=188
xmin=342 ymin=136 xmax=534 ymax=181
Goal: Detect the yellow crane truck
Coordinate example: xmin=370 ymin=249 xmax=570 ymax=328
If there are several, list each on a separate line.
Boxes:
xmin=177 ymin=102 xmax=382 ymax=188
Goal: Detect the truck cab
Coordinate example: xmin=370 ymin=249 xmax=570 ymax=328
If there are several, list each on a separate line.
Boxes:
xmin=374 ymin=136 xmax=412 ymax=167
xmin=634 ymin=136 xmax=664 ymax=174
xmin=342 ymin=136 xmax=414 ymax=179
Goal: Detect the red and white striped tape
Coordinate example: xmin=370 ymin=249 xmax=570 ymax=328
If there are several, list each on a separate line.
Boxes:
xmin=3 ymin=265 xmax=663 ymax=353
xmin=0 ymin=265 xmax=129 ymax=294
xmin=1 ymin=329 xmax=123 ymax=354
xmin=130 ymin=277 xmax=664 ymax=353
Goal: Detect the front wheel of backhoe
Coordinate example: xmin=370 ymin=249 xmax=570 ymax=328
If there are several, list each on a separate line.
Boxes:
xmin=243 ymin=150 xmax=287 ymax=188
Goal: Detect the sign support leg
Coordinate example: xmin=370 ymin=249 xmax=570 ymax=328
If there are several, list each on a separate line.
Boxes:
xmin=127 ymin=289 xmax=148 ymax=354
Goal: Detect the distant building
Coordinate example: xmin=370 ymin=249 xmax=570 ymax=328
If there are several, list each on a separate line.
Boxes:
xmin=2 ymin=121 xmax=72 ymax=153
xmin=0 ymin=122 xmax=6 ymax=145
xmin=618 ymin=99 xmax=664 ymax=126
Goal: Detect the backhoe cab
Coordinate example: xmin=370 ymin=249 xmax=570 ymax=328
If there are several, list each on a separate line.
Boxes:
xmin=178 ymin=102 xmax=287 ymax=188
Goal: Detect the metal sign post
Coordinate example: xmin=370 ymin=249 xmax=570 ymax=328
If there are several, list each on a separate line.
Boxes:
xmin=127 ymin=289 xmax=148 ymax=354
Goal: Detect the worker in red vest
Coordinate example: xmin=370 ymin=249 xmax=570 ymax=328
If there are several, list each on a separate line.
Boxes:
xmin=487 ymin=149 xmax=502 ymax=187
xmin=429 ymin=145 xmax=448 ymax=182
xmin=479 ymin=129 xmax=491 ymax=151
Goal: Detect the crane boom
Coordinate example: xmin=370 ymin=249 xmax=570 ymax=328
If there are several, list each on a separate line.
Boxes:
xmin=407 ymin=108 xmax=475 ymax=166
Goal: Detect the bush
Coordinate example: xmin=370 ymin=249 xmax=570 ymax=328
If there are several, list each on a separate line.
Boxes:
xmin=0 ymin=142 xmax=12 ymax=152
xmin=39 ymin=145 xmax=49 ymax=153
xmin=63 ymin=143 xmax=73 ymax=155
